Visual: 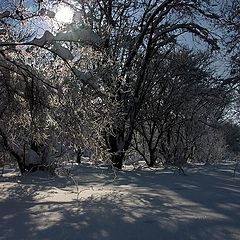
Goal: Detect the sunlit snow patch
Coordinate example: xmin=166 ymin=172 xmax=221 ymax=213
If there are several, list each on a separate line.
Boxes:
xmin=55 ymin=4 xmax=74 ymax=24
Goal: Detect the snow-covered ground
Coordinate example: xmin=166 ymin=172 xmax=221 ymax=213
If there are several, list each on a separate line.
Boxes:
xmin=0 ymin=162 xmax=239 ymax=240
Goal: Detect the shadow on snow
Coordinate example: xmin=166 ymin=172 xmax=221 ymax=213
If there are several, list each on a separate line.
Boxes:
xmin=0 ymin=163 xmax=240 ymax=240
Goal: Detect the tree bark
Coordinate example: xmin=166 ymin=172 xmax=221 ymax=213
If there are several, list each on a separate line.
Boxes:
xmin=105 ymin=126 xmax=133 ymax=169
xmin=0 ymin=128 xmax=25 ymax=174
xmin=148 ymin=148 xmax=157 ymax=167
xmin=76 ymin=149 xmax=82 ymax=164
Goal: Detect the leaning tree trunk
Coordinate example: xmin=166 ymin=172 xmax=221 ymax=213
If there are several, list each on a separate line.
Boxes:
xmin=9 ymin=150 xmax=25 ymax=174
xmin=0 ymin=128 xmax=25 ymax=174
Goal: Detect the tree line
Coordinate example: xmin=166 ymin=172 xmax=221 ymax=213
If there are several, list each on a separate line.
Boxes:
xmin=0 ymin=0 xmax=239 ymax=173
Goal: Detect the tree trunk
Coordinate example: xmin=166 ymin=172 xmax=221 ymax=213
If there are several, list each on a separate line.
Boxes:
xmin=76 ymin=149 xmax=82 ymax=164
xmin=111 ymin=152 xmax=124 ymax=169
xmin=0 ymin=128 xmax=26 ymax=174
xmin=9 ymin=149 xmax=25 ymax=174
xmin=107 ymin=131 xmax=124 ymax=169
xmin=148 ymin=148 xmax=157 ymax=167
xmin=105 ymin=126 xmax=133 ymax=169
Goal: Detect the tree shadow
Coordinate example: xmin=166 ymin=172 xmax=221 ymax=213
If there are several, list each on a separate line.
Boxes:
xmin=0 ymin=164 xmax=239 ymax=240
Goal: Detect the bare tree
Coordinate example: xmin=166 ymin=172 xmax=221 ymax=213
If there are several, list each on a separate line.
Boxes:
xmin=131 ymin=49 xmax=230 ymax=167
xmin=90 ymin=0 xmax=223 ymax=168
xmin=0 ymin=0 xmax=228 ymax=171
xmin=0 ymin=1 xmax=114 ymax=172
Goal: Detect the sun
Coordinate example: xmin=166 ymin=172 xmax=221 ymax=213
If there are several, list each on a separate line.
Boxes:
xmin=55 ymin=4 xmax=74 ymax=24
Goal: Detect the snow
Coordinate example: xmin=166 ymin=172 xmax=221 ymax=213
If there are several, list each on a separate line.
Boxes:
xmin=32 ymin=28 xmax=102 ymax=47
xmin=29 ymin=28 xmax=101 ymax=60
xmin=72 ymin=67 xmax=99 ymax=91
xmin=0 ymin=162 xmax=239 ymax=240
xmin=46 ymin=10 xmax=55 ymax=19
xmin=52 ymin=43 xmax=74 ymax=60
xmin=72 ymin=68 xmax=95 ymax=83
xmin=55 ymin=29 xmax=102 ymax=46
xmin=0 ymin=11 xmax=10 ymax=19
xmin=31 ymin=31 xmax=54 ymax=46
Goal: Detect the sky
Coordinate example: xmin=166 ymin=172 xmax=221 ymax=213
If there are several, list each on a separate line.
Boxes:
xmin=0 ymin=0 xmax=231 ymax=77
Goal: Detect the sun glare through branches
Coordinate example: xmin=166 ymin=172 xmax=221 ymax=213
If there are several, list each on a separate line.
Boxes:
xmin=55 ymin=4 xmax=74 ymax=24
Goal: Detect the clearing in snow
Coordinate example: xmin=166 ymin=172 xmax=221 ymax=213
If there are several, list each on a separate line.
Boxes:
xmin=0 ymin=162 xmax=240 ymax=240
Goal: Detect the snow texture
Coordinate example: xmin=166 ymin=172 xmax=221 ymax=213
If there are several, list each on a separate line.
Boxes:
xmin=72 ymin=68 xmax=94 ymax=83
xmin=55 ymin=28 xmax=102 ymax=46
xmin=29 ymin=28 xmax=101 ymax=60
xmin=52 ymin=43 xmax=74 ymax=60
xmin=0 ymin=11 xmax=10 ymax=19
xmin=72 ymin=68 xmax=99 ymax=91
xmin=46 ymin=10 xmax=55 ymax=18
xmin=38 ymin=8 xmax=55 ymax=18
xmin=31 ymin=31 xmax=54 ymax=46
xmin=0 ymin=162 xmax=240 ymax=240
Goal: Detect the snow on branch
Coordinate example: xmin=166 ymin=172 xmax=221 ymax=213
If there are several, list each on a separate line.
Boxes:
xmin=39 ymin=8 xmax=55 ymax=18
xmin=31 ymin=31 xmax=55 ymax=46
xmin=0 ymin=11 xmax=10 ymax=19
xmin=72 ymin=67 xmax=96 ymax=85
xmin=55 ymin=28 xmax=103 ymax=46
xmin=72 ymin=67 xmax=104 ymax=96
xmin=52 ymin=43 xmax=74 ymax=60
